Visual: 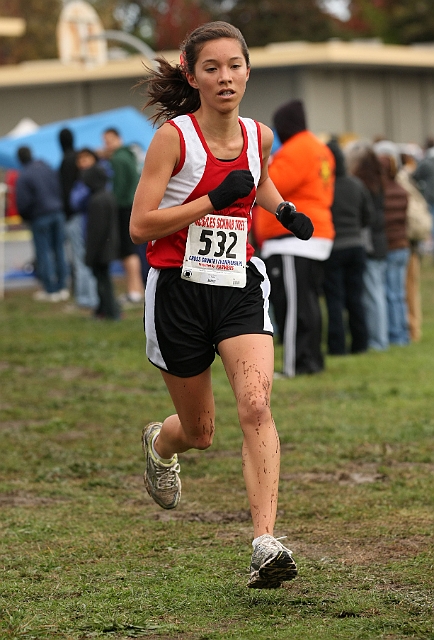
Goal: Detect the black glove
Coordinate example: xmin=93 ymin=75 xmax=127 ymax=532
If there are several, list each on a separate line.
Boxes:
xmin=275 ymin=201 xmax=314 ymax=241
xmin=208 ymin=170 xmax=254 ymax=211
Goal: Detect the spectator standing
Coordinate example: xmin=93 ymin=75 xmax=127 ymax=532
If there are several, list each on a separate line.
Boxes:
xmin=71 ymin=148 xmax=120 ymax=320
xmin=412 ymin=139 xmax=434 ymax=253
xmin=254 ymin=99 xmax=335 ymax=376
xmin=323 ymin=139 xmax=373 ymax=355
xmin=15 ymin=146 xmax=69 ymax=302
xmin=58 ymin=128 xmax=98 ymax=309
xmin=346 ymin=141 xmax=389 ymax=351
xmin=71 ymin=149 xmax=121 ymax=320
xmin=102 ymin=128 xmax=144 ymax=304
xmin=397 ymin=153 xmax=432 ymax=342
xmin=374 ymin=141 xmax=410 ymax=346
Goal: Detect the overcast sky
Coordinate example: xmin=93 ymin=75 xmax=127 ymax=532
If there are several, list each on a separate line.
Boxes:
xmin=322 ymin=0 xmax=350 ymax=21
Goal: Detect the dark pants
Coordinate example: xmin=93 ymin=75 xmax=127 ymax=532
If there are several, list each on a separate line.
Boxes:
xmin=118 ymin=206 xmax=138 ymax=258
xmin=265 ymin=254 xmax=324 ymax=377
xmin=137 ymin=242 xmax=150 ymax=287
xmin=92 ymin=263 xmax=120 ymax=320
xmin=323 ymin=246 xmax=368 ymax=355
xmin=31 ymin=211 xmax=68 ymax=293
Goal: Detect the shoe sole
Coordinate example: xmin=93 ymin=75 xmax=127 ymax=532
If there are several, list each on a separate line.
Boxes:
xmin=247 ymin=551 xmax=298 ymax=589
xmin=142 ymin=422 xmax=181 ymax=510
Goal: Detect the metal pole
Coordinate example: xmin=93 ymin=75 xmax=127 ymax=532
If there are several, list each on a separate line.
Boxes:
xmin=87 ymin=30 xmax=158 ymax=68
xmin=0 ymin=183 xmax=7 ymax=300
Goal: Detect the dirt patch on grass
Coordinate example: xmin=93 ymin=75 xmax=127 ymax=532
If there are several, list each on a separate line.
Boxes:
xmin=343 ymin=535 xmax=432 ymax=564
xmin=182 ymin=449 xmax=239 ymax=461
xmin=51 ymin=429 xmax=86 ymax=441
xmin=0 ymin=492 xmax=66 ymax=507
xmin=109 ymin=634 xmax=199 ymax=640
xmin=0 ymin=419 xmax=48 ymax=430
xmin=153 ymin=509 xmax=252 ymax=524
xmin=281 ymin=461 xmax=434 ymax=485
xmin=44 ymin=366 xmax=102 ymax=381
xmin=294 ymin=531 xmax=433 ymax=566
xmin=281 ymin=468 xmax=386 ymax=485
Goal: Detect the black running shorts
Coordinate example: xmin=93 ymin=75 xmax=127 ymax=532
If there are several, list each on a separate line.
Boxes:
xmin=144 ymin=256 xmax=274 ymax=378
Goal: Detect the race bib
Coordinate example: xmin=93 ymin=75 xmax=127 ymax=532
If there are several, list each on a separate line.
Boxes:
xmin=181 ymin=214 xmax=247 ymax=287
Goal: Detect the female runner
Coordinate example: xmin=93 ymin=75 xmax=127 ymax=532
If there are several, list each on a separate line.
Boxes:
xmin=130 ymin=21 xmax=313 ymax=589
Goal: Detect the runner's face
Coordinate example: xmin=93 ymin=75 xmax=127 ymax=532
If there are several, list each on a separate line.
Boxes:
xmin=187 ymin=38 xmax=250 ymax=113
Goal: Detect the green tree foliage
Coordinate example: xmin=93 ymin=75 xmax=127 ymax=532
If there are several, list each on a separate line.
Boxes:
xmin=0 ymin=0 xmax=339 ymax=64
xmin=345 ymin=0 xmax=434 ymax=44
xmin=0 ymin=0 xmax=126 ymax=65
xmin=0 ymin=0 xmax=61 ymax=64
xmin=84 ymin=0 xmax=211 ymax=51
xmin=90 ymin=0 xmax=121 ymax=30
xmin=215 ymin=0 xmax=337 ymax=47
xmin=4 ymin=0 xmax=433 ymax=66
xmin=96 ymin=0 xmax=337 ymax=49
xmin=143 ymin=0 xmax=211 ymax=50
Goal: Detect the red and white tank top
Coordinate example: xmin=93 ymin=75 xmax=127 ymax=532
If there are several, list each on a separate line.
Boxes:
xmin=146 ymin=113 xmax=262 ymax=269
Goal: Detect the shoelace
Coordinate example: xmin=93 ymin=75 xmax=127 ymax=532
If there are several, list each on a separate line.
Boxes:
xmin=275 ymin=536 xmax=293 ymax=554
xmin=155 ymin=462 xmax=181 ymax=490
xmin=255 ymin=535 xmax=292 ymax=555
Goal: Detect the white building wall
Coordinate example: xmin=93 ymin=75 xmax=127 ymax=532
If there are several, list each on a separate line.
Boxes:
xmin=239 ymin=67 xmax=303 ymax=126
xmin=1 ymin=64 xmax=434 ymax=146
xmin=386 ymin=73 xmax=425 ymax=144
xmin=345 ymin=71 xmax=388 ymax=140
xmin=422 ymin=76 xmax=434 ymax=138
xmin=0 ymin=78 xmax=144 ymax=136
xmin=302 ymin=69 xmax=348 ymax=136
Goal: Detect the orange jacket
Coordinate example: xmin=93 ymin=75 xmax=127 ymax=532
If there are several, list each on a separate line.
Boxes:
xmin=254 ymin=130 xmax=335 ymax=245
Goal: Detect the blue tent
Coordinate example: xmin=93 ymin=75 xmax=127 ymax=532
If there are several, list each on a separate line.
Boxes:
xmin=0 ymin=106 xmax=155 ymax=170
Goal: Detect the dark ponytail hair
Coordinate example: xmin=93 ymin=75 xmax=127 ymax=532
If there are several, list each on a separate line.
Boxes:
xmin=142 ymin=21 xmax=250 ymax=125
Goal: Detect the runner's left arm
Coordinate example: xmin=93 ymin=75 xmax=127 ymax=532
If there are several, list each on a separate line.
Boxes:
xmin=254 ymin=123 xmax=286 ymax=214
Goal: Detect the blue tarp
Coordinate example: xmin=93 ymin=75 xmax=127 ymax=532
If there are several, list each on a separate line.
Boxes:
xmin=0 ymin=106 xmax=155 ymax=169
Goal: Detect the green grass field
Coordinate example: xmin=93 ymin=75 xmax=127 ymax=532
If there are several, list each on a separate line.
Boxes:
xmin=1 ymin=262 xmax=434 ymax=639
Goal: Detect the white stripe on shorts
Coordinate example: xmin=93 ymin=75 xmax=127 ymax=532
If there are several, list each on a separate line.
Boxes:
xmin=250 ymin=256 xmax=274 ymax=333
xmin=144 ymin=267 xmax=168 ymax=370
xmin=282 ymin=255 xmax=297 ymax=378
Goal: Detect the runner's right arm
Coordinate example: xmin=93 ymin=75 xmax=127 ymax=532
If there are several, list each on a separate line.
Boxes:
xmin=130 ymin=123 xmax=214 ymax=243
xmin=130 ymin=124 xmax=253 ymax=244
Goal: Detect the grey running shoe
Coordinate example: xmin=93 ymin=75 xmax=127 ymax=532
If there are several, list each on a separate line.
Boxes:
xmin=247 ymin=534 xmax=297 ymax=589
xmin=142 ymin=422 xmax=181 ymax=510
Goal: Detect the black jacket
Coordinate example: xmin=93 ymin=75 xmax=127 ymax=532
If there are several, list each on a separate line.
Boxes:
xmin=412 ymin=155 xmax=434 ymax=206
xmin=82 ymin=165 xmax=119 ymax=267
xmin=16 ymin=160 xmax=64 ymax=222
xmin=58 ymin=128 xmax=78 ymax=219
xmin=327 ymin=139 xmax=374 ymax=251
xmin=59 ymin=149 xmax=78 ymax=219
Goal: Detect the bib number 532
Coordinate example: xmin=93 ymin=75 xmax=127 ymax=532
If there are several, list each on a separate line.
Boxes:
xmin=197 ymin=229 xmax=237 ymax=258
